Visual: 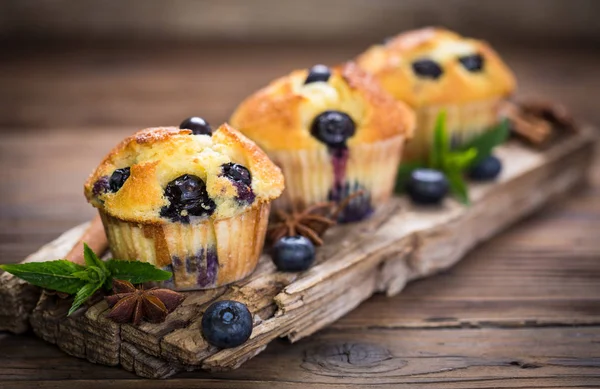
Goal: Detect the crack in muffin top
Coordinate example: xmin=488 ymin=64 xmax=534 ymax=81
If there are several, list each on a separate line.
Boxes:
xmin=230 ymin=62 xmax=415 ymax=151
xmin=84 ymin=124 xmax=284 ymax=223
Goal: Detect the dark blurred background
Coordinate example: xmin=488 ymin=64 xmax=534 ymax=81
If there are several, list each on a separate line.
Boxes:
xmin=1 ymin=0 xmax=600 ymax=261
xmin=2 ymin=0 xmax=600 ymax=45
xmin=1 ymin=0 xmax=600 ymax=131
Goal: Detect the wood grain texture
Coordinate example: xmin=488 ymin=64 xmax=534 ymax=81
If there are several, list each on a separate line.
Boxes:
xmin=1 ymin=128 xmax=595 ymax=380
xmin=2 ymin=327 xmax=600 ymax=388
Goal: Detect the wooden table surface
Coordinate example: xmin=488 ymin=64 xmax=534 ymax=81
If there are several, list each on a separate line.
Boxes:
xmin=1 ymin=41 xmax=600 ymax=388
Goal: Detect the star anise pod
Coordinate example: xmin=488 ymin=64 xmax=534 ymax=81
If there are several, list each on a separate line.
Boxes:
xmin=104 ymin=279 xmax=185 ymax=325
xmin=268 ymin=191 xmax=363 ymax=246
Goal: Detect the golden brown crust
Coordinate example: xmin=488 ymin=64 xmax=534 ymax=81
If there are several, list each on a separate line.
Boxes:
xmin=355 ymin=27 xmax=516 ymax=107
xmin=230 ymin=62 xmax=415 ymax=151
xmin=84 ymin=124 xmax=284 ymax=223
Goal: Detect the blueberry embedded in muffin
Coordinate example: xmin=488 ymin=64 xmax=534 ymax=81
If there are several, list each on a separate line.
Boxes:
xmin=310 ymin=110 xmax=356 ymax=149
xmin=84 ymin=124 xmax=284 ymax=290
xmin=230 ymin=62 xmax=415 ymax=223
xmin=109 ymin=167 xmax=131 ymax=192
xmin=220 ymin=162 xmax=256 ymax=204
xmin=159 ymin=174 xmax=217 ymax=223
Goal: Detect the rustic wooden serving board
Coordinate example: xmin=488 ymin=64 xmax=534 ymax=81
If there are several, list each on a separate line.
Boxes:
xmin=0 ymin=128 xmax=596 ymax=379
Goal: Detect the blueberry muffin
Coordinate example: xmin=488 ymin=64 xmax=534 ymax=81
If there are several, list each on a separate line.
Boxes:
xmin=84 ymin=123 xmax=284 ymax=290
xmin=230 ymin=62 xmax=414 ymax=223
xmin=356 ymin=27 xmax=516 ymax=161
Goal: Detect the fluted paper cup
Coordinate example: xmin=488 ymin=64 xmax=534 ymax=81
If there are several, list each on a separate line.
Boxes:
xmin=99 ymin=201 xmax=270 ymax=290
xmin=267 ymin=135 xmax=405 ymax=223
xmin=404 ymin=97 xmax=504 ymax=162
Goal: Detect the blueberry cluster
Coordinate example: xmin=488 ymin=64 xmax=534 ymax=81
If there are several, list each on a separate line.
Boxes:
xmin=406 ymin=155 xmax=502 ymax=205
xmin=160 ymin=174 xmax=216 ymax=222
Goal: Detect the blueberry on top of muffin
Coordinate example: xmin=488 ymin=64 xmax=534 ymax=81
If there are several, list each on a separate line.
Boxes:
xmin=355 ymin=27 xmax=516 ymax=107
xmin=230 ymin=62 xmax=415 ymax=151
xmin=84 ymin=124 xmax=284 ymax=223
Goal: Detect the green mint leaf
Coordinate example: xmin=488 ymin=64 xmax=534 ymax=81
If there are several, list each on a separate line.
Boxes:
xmin=445 ymin=148 xmax=478 ymax=172
xmin=394 ymin=161 xmax=426 ymax=193
xmin=106 ymin=259 xmax=172 ymax=284
xmin=103 ymin=277 xmax=113 ymax=291
xmin=460 ymin=119 xmax=509 ymax=165
xmin=83 ymin=243 xmax=107 ymax=272
xmin=72 ymin=271 xmax=93 ymax=282
xmin=0 ymin=260 xmax=87 ymax=294
xmin=430 ymin=111 xmax=448 ymax=170
xmin=447 ymin=170 xmax=470 ymax=205
xmin=72 ymin=266 xmax=106 ymax=284
xmin=68 ymin=282 xmax=102 ymax=316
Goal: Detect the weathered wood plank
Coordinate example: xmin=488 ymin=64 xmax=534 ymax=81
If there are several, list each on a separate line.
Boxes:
xmin=2 ymin=327 xmax=599 ymax=388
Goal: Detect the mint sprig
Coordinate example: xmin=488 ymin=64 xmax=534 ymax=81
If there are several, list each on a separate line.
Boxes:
xmin=105 ymin=259 xmax=172 ymax=284
xmin=459 ymin=118 xmax=510 ymax=165
xmin=395 ymin=112 xmax=508 ymax=204
xmin=0 ymin=260 xmax=87 ymax=294
xmin=0 ymin=243 xmax=173 ymax=315
xmin=70 ymin=281 xmax=103 ymax=316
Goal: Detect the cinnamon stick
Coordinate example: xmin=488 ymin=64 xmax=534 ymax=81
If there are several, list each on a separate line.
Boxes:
xmin=64 ymin=214 xmax=108 ymax=265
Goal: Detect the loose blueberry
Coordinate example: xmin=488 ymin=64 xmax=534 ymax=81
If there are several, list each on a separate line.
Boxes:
xmin=304 ymin=64 xmax=331 ymax=84
xmin=468 ymin=155 xmax=502 ymax=181
xmin=412 ymin=59 xmax=443 ymax=79
xmin=221 ymin=163 xmax=252 ymax=186
xmin=406 ymin=168 xmax=449 ymax=205
xmin=160 ymin=174 xmax=216 ymax=222
xmin=109 ymin=167 xmax=131 ymax=192
xmin=272 ymin=236 xmax=316 ymax=272
xmin=311 ymin=110 xmax=356 ymax=148
xmin=201 ymin=300 xmax=253 ymax=349
xmin=459 ymin=54 xmax=485 ymax=72
xmin=179 ymin=117 xmax=212 ymax=136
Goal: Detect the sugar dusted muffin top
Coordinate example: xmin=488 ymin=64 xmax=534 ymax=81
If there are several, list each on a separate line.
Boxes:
xmin=356 ymin=27 xmax=516 ymax=107
xmin=84 ymin=124 xmax=284 ymax=223
xmin=230 ymin=62 xmax=414 ymax=151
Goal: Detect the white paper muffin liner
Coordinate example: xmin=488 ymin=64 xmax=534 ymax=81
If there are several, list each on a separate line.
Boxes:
xmin=267 ymin=135 xmax=405 ymax=222
xmin=404 ymin=98 xmax=504 ymax=161
xmin=99 ymin=201 xmax=270 ymax=290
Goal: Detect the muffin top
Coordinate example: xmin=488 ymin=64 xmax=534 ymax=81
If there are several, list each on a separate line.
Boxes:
xmin=84 ymin=124 xmax=284 ymax=223
xmin=355 ymin=27 xmax=516 ymax=107
xmin=230 ymin=62 xmax=414 ymax=151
